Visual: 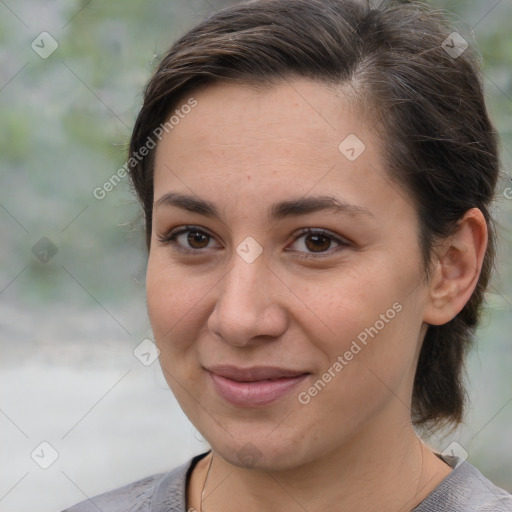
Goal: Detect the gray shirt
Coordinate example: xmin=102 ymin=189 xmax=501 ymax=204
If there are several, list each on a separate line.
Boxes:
xmin=62 ymin=451 xmax=512 ymax=511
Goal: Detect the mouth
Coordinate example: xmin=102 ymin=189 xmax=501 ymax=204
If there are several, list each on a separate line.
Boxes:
xmin=205 ymin=365 xmax=311 ymax=407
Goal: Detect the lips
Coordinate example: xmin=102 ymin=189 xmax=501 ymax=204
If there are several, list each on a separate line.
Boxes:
xmin=206 ymin=365 xmax=310 ymax=407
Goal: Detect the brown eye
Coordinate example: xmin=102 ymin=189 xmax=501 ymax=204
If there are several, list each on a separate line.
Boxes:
xmin=157 ymin=226 xmax=220 ymax=254
xmin=304 ymin=233 xmax=332 ymax=252
xmin=187 ymin=230 xmax=210 ymax=249
xmin=288 ymin=228 xmax=349 ymax=257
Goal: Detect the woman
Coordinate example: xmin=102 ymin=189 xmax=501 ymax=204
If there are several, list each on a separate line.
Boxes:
xmin=63 ymin=0 xmax=512 ymax=510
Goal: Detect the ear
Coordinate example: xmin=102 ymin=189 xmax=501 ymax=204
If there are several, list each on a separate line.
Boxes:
xmin=423 ymin=208 xmax=488 ymax=326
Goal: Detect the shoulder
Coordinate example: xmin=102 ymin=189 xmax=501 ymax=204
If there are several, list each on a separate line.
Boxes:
xmin=60 ymin=472 xmax=169 ymax=512
xmin=60 ymin=452 xmax=208 ymax=512
xmin=414 ymin=456 xmax=512 ymax=512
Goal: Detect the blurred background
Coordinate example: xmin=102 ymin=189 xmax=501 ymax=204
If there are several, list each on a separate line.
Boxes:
xmin=0 ymin=0 xmax=511 ymax=510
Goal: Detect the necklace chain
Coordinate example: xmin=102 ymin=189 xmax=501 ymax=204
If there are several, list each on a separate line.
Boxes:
xmin=200 ymin=451 xmax=214 ymax=512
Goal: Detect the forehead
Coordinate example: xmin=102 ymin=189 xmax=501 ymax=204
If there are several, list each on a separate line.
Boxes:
xmin=176 ymin=79 xmax=353 ymax=136
xmin=152 ymin=79 xmax=412 ymax=220
xmin=155 ymin=80 xmax=360 ymax=172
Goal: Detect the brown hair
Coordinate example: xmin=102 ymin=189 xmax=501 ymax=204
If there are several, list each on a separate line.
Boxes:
xmin=128 ymin=0 xmax=500 ymax=429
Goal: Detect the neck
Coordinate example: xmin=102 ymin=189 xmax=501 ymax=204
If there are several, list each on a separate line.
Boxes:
xmin=189 ymin=410 xmax=452 ymax=512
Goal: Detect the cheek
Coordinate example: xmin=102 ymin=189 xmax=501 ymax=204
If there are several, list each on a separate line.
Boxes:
xmin=302 ymin=265 xmax=423 ymax=392
xmin=299 ymin=264 xmax=405 ymax=349
xmin=145 ymin=253 xmax=206 ymax=351
xmin=334 ymin=299 xmax=423 ymax=414
xmin=295 ymin=303 xmax=421 ymax=439
xmin=146 ymin=255 xmax=210 ymax=399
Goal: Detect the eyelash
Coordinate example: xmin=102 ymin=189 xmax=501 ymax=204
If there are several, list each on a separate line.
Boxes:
xmin=156 ymin=225 xmax=350 ymax=258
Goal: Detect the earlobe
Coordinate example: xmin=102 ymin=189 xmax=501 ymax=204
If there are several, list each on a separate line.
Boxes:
xmin=423 ymin=208 xmax=488 ymax=326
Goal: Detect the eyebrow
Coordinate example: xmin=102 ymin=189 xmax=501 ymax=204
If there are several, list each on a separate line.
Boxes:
xmin=154 ymin=192 xmax=374 ymax=221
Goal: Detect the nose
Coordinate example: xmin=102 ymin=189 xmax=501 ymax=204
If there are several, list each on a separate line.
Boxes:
xmin=207 ymin=252 xmax=288 ymax=347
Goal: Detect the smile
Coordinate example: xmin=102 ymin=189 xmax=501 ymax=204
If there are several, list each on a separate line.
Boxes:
xmin=206 ymin=366 xmax=310 ymax=407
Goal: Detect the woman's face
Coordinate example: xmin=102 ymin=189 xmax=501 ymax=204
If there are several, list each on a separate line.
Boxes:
xmin=147 ymin=79 xmax=432 ymax=470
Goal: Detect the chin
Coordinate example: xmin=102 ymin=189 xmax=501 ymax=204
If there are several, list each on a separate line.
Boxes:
xmin=199 ymin=421 xmax=315 ymax=471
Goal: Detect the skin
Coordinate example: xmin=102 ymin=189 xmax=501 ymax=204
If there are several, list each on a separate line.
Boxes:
xmin=146 ymin=79 xmax=487 ymax=511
